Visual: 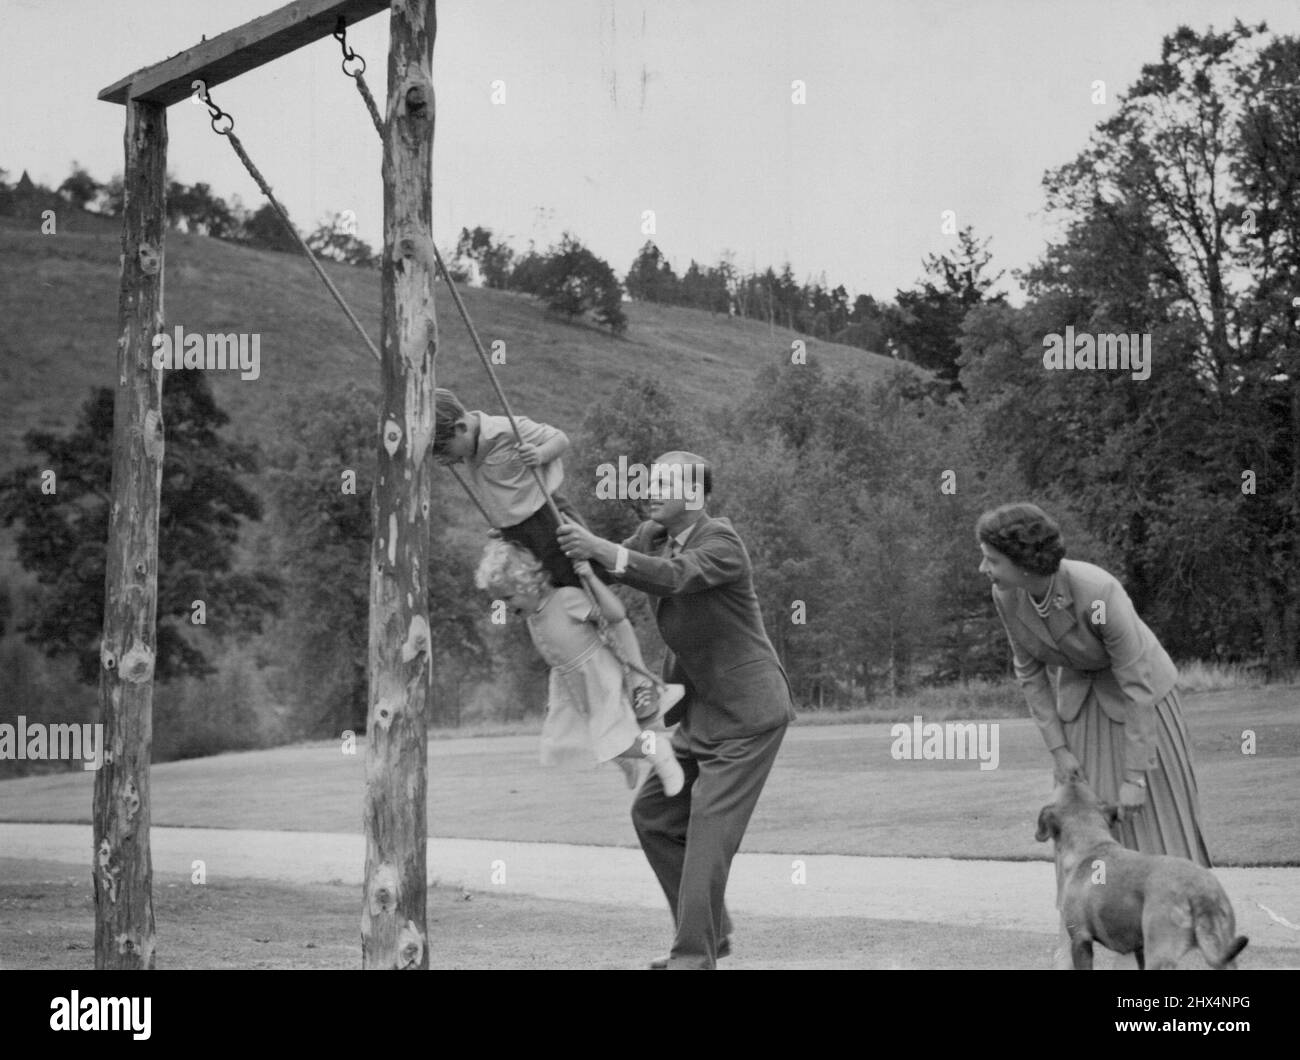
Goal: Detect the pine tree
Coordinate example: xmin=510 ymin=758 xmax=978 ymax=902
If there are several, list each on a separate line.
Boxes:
xmin=888 ymin=226 xmax=1004 ymax=387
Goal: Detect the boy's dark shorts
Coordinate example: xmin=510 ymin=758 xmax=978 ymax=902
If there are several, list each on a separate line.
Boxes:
xmin=500 ymin=493 xmax=611 ymax=588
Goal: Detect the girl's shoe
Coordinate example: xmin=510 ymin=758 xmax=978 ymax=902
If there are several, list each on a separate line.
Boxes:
xmin=658 ymin=683 xmax=686 ymax=720
xmin=632 ymin=683 xmax=687 ymax=723
xmin=631 ymin=684 xmax=657 ymax=723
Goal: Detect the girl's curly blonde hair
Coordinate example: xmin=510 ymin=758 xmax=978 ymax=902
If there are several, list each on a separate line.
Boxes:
xmin=474 ymin=539 xmax=551 ymax=597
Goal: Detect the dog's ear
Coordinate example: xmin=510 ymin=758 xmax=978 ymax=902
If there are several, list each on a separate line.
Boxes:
xmin=1035 ymin=805 xmax=1059 ymax=843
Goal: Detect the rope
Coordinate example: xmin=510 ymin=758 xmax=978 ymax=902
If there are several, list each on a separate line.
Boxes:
xmin=425 ymin=240 xmax=663 ymax=689
xmin=335 ymin=30 xmax=664 ymax=694
xmin=353 ymin=71 xmax=385 ymax=137
xmin=429 ymin=245 xmax=563 ymax=518
xmin=447 ymin=465 xmax=496 ymax=527
xmin=189 ymin=73 xmax=670 ymax=695
xmin=448 ymin=456 xmax=660 ymax=689
xmin=223 ymin=130 xmax=381 ymax=365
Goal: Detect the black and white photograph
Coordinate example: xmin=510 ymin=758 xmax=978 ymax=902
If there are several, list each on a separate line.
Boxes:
xmin=0 ymin=0 xmax=1297 ymax=1025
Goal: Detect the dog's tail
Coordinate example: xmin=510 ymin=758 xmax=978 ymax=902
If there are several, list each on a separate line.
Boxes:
xmin=1193 ymin=893 xmax=1248 ymax=969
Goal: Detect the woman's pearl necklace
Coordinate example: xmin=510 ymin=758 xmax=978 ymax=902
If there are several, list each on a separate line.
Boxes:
xmin=1029 ymin=574 xmax=1056 ymax=618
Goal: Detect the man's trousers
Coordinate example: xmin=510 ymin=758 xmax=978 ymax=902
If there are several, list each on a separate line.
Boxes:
xmin=631 ymin=723 xmax=787 ymax=969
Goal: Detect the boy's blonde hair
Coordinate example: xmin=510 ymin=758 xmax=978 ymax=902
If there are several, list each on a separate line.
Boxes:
xmin=474 ymin=540 xmax=551 ymax=597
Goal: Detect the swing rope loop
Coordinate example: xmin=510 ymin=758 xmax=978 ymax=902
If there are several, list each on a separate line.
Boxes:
xmin=330 ymin=41 xmax=664 ymax=693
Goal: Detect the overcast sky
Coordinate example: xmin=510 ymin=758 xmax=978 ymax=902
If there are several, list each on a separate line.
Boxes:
xmin=4 ymin=0 xmax=1299 ymax=302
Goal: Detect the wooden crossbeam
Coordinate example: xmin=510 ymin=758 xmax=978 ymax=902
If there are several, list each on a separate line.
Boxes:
xmin=98 ymin=0 xmax=390 ymax=106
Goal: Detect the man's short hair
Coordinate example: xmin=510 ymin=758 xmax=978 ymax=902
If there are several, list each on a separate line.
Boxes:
xmin=654 ymin=450 xmax=712 ymax=498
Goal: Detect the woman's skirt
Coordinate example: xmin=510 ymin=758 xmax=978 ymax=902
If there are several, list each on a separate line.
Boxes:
xmin=1062 ymin=686 xmax=1212 ymax=867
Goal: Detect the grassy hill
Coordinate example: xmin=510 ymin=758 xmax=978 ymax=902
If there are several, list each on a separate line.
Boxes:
xmin=0 ymin=208 xmax=910 ymax=740
xmin=0 ymin=211 xmax=903 ymax=481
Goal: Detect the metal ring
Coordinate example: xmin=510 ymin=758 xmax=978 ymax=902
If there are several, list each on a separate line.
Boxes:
xmin=211 ymin=112 xmax=234 ymax=135
xmin=342 ymin=54 xmax=366 ymax=78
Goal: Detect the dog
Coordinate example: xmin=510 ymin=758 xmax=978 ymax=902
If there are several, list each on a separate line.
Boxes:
xmin=1035 ymin=779 xmax=1247 ymax=970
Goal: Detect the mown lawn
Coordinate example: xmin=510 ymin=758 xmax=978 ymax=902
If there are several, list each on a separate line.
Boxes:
xmin=2 ymin=686 xmax=1296 ymax=864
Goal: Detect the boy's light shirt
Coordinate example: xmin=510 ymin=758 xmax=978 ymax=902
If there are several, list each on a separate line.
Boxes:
xmin=465 ymin=410 xmax=565 ymax=528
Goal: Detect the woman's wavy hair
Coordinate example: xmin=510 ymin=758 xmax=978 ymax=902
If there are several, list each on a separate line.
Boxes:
xmin=975 ymin=503 xmax=1066 ymax=576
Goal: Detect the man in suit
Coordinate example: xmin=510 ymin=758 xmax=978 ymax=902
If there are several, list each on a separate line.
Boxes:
xmin=556 ymin=451 xmax=795 ymax=969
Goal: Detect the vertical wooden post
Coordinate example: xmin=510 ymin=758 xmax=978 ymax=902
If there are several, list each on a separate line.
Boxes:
xmin=94 ymin=98 xmax=166 ymax=970
xmin=362 ymin=0 xmax=437 ymax=969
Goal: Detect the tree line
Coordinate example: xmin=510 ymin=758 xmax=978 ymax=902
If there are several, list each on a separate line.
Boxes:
xmin=449 ymin=221 xmax=1002 ymax=382
xmin=3 ymin=161 xmax=1003 ymax=377
xmin=0 ymin=164 xmax=373 ymax=263
xmin=0 ymin=166 xmax=634 ymax=336
xmin=0 ymin=22 xmax=1295 ymax=771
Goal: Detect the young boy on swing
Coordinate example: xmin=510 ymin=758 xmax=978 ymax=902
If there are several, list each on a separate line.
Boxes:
xmin=432 ymin=387 xmax=683 ymax=786
xmin=431 ymin=387 xmax=583 ymax=587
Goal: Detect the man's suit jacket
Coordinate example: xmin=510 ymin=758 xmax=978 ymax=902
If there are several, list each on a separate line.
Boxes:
xmin=616 ymin=514 xmax=796 ymax=744
xmin=992 ymin=558 xmax=1177 ymax=773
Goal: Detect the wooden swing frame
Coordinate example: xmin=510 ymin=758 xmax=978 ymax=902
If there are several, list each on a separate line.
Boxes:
xmin=96 ymin=0 xmax=435 ymax=970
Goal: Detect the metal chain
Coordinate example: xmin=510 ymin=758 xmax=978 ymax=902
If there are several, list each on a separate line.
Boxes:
xmin=193 ymin=80 xmax=234 ymax=135
xmin=335 ymin=16 xmax=384 ymax=133
xmin=332 ymin=16 xmax=365 ymax=76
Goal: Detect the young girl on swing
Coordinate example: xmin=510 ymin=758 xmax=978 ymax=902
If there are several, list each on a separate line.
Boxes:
xmin=475 ymin=540 xmax=685 ymax=794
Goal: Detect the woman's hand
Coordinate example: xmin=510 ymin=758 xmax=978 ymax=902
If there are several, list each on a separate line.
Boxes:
xmin=572 ymin=558 xmax=594 ymax=578
xmin=1051 ymin=747 xmax=1083 ymax=784
xmin=1117 ymin=780 xmax=1147 ymax=818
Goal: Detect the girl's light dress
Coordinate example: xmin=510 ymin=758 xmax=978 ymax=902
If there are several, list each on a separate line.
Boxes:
xmin=526 ymin=586 xmax=642 ymax=765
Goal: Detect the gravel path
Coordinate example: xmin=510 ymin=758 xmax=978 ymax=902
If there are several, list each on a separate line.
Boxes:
xmin=4 ymin=822 xmax=1297 ymax=950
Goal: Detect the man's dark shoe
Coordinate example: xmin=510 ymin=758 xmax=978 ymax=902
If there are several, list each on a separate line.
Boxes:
xmin=647 ymin=936 xmax=731 ymax=969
